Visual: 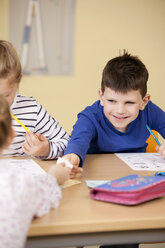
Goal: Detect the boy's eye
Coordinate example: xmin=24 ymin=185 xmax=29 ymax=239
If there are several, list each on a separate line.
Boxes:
xmin=126 ymin=101 xmax=134 ymax=104
xmin=108 ymin=100 xmax=116 ymax=103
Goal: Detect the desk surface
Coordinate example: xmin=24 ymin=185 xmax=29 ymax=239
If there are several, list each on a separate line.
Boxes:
xmin=27 ymin=154 xmax=165 ymax=247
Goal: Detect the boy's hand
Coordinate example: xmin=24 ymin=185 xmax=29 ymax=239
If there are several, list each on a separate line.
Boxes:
xmin=63 ymin=153 xmax=80 ymax=166
xmin=22 ymin=131 xmax=50 ymax=157
xmin=155 ymin=144 xmax=165 ymax=158
xmin=48 ymin=163 xmax=71 ymax=185
xmin=62 ymin=153 xmax=83 ymax=179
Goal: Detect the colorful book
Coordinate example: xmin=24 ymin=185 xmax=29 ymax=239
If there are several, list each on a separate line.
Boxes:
xmin=90 ymin=174 xmax=165 ymax=205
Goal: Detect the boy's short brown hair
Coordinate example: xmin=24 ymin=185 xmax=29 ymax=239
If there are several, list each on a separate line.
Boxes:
xmin=0 ymin=40 xmax=22 ymax=83
xmin=101 ymin=51 xmax=149 ymax=98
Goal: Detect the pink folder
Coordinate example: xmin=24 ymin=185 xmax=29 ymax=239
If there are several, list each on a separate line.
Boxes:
xmin=90 ymin=174 xmax=165 ymax=205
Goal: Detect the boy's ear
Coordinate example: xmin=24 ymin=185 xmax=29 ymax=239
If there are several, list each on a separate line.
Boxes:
xmin=98 ymin=89 xmax=104 ymax=106
xmin=140 ymin=94 xmax=150 ymax=110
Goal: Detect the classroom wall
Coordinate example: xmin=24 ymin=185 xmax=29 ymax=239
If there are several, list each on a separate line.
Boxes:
xmin=0 ymin=0 xmax=165 ymax=138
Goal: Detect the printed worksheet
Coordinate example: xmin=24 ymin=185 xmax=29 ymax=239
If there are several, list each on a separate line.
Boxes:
xmin=115 ymin=153 xmax=165 ymax=171
xmin=0 ymin=159 xmax=46 ymax=175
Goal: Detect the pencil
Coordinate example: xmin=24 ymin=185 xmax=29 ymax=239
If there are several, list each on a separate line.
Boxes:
xmin=146 ymin=124 xmax=161 ymax=146
xmin=10 ymin=113 xmax=30 ymax=132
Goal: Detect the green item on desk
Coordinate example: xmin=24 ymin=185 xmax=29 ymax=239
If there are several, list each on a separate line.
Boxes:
xmin=86 ymin=180 xmax=109 ymax=188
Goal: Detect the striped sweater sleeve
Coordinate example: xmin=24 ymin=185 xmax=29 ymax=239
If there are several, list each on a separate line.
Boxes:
xmin=35 ymin=103 xmax=70 ymax=159
xmin=3 ymin=94 xmax=69 ymax=159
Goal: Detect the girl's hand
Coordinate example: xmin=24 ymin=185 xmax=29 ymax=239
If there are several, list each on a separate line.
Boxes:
xmin=22 ymin=131 xmax=50 ymax=157
xmin=48 ymin=163 xmax=71 ymax=185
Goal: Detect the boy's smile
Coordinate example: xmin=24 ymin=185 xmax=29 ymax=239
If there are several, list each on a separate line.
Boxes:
xmin=99 ymin=87 xmax=150 ymax=132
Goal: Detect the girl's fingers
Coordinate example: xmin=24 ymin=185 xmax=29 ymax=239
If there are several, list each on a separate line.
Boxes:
xmin=26 ymin=131 xmax=38 ymax=146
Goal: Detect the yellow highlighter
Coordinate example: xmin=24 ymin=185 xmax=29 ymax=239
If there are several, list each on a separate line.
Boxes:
xmin=10 ymin=113 xmax=30 ymax=132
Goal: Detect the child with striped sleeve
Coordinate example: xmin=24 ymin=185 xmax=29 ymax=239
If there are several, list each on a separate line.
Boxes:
xmin=0 ymin=40 xmax=69 ymax=159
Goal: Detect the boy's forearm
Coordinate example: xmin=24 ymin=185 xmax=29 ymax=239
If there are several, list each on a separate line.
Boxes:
xmin=64 ymin=115 xmax=95 ymax=165
xmin=42 ymin=140 xmax=68 ymax=160
xmin=36 ymin=105 xmax=70 ymax=159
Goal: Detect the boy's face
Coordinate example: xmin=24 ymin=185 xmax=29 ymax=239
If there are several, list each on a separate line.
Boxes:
xmin=99 ymin=87 xmax=150 ymax=132
xmin=0 ymin=78 xmax=18 ymax=106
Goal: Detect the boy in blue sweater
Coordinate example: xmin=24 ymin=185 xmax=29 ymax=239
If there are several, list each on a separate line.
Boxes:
xmin=64 ymin=52 xmax=165 ymax=178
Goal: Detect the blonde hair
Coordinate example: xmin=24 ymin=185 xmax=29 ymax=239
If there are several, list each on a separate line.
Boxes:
xmin=0 ymin=94 xmax=11 ymax=149
xmin=0 ymin=40 xmax=22 ymax=83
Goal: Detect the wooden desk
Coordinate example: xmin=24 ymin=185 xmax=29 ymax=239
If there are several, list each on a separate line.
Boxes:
xmin=26 ymin=154 xmax=165 ymax=248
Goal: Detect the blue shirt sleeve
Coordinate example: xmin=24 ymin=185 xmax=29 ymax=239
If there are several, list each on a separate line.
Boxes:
xmin=64 ymin=114 xmax=96 ymax=166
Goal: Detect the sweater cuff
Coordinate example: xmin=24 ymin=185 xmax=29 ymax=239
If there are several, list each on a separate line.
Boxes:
xmin=64 ymin=143 xmax=86 ymax=166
